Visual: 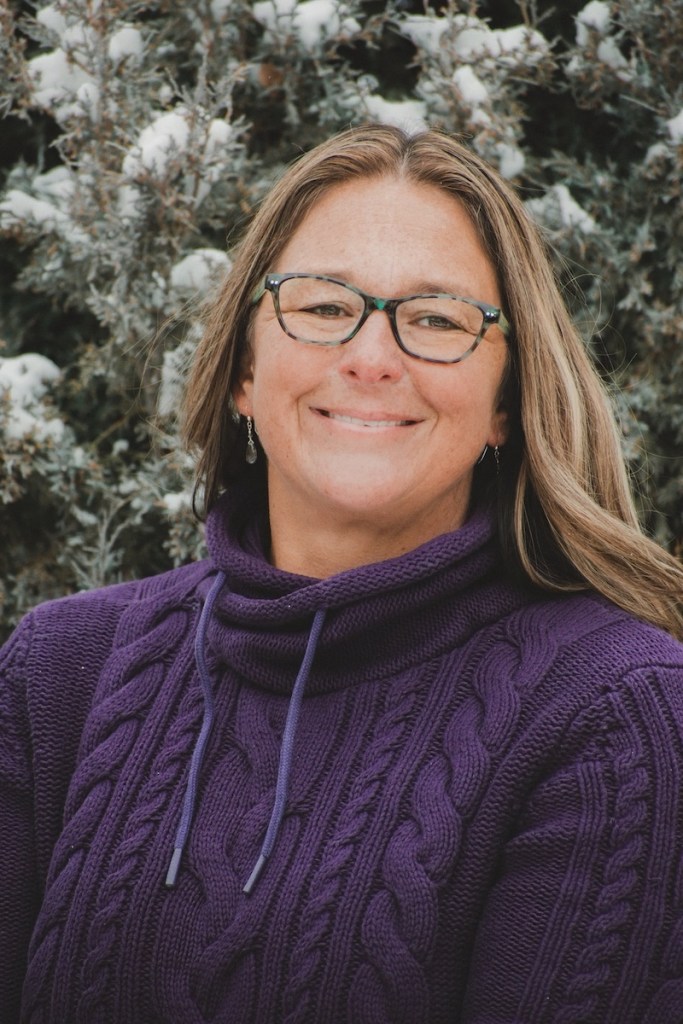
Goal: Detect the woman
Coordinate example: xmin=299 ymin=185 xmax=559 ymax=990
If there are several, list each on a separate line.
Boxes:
xmin=2 ymin=125 xmax=683 ymax=1023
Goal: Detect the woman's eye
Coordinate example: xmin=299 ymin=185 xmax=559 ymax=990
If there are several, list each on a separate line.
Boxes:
xmin=303 ymin=303 xmax=348 ymax=318
xmin=417 ymin=314 xmax=461 ymax=331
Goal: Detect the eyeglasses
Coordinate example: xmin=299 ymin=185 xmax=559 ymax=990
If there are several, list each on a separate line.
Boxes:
xmin=251 ymin=272 xmax=510 ymax=365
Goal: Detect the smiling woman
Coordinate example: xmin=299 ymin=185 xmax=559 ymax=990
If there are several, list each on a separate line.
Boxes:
xmin=2 ymin=125 xmax=683 ymax=1024
xmin=233 ymin=175 xmax=509 ymax=576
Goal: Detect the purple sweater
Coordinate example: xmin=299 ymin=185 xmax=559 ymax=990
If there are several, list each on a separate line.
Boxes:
xmin=2 ymin=489 xmax=683 ymax=1023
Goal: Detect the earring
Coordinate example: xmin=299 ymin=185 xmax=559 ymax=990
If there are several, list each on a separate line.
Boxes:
xmin=494 ymin=445 xmax=501 ymax=474
xmin=476 ymin=444 xmax=488 ymax=465
xmin=245 ymin=416 xmax=257 ymax=465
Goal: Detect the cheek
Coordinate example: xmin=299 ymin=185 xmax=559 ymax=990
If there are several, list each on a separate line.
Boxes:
xmin=254 ymin=339 xmax=328 ymax=403
xmin=425 ymin=361 xmax=505 ymax=433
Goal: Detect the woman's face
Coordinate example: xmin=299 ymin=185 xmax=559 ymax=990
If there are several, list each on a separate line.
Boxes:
xmin=234 ymin=175 xmax=509 ymax=565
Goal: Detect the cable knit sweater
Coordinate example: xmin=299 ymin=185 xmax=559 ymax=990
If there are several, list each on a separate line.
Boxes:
xmin=2 ymin=487 xmax=683 ymax=1023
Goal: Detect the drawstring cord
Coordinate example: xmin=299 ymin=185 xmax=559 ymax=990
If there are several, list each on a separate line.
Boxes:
xmin=165 ymin=574 xmax=326 ymax=894
xmin=166 ymin=571 xmax=226 ymax=888
xmin=243 ymin=607 xmax=327 ymax=894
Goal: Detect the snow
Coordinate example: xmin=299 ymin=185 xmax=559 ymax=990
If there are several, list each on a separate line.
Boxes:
xmin=452 ymin=65 xmax=488 ymax=106
xmin=252 ymin=0 xmax=359 ymax=48
xmin=450 ymin=66 xmax=495 ymax=130
xmin=0 ymin=354 xmax=64 ymax=441
xmin=487 ymin=25 xmax=549 ymax=65
xmin=123 ymin=110 xmax=190 ymax=178
xmin=363 ymin=95 xmax=427 ymax=133
xmin=28 ymin=49 xmax=94 ymax=112
xmin=497 ymin=143 xmax=525 ymax=179
xmin=170 ymin=248 xmax=231 ymax=294
xmin=206 ymin=118 xmax=233 ymax=157
xmin=296 ymin=0 xmax=342 ymax=46
xmin=108 ymin=26 xmax=144 ymax=62
xmin=448 ymin=18 xmax=489 ymax=59
xmin=666 ymin=109 xmax=683 ymax=143
xmin=162 ymin=491 xmax=192 ymax=514
xmin=470 ymin=108 xmax=491 ymax=128
xmin=158 ymin=337 xmax=197 ymax=418
xmin=117 ymin=477 xmax=139 ymax=497
xmin=117 ymin=184 xmax=144 ymax=221
xmin=76 ymin=81 xmax=100 ymax=119
xmin=36 ymin=4 xmax=68 ymax=38
xmin=402 ymin=14 xmax=548 ymax=66
xmin=0 ymin=167 xmax=88 ymax=244
xmin=527 ymin=184 xmax=596 ymax=234
xmin=568 ymin=15 xmax=630 ymax=80
xmin=181 ymin=115 xmax=236 ymax=203
xmin=645 ymin=142 xmax=669 ymax=163
xmin=597 ymin=38 xmax=627 ymax=70
xmin=576 ymin=0 xmax=611 ymax=45
xmin=33 ymin=166 xmax=75 ymax=203
xmin=400 ymin=15 xmax=450 ymax=53
xmin=61 ymin=23 xmax=96 ymax=56
xmin=0 ymin=189 xmax=69 ymax=231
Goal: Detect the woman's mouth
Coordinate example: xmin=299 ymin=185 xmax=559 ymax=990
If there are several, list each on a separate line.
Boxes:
xmin=318 ymin=410 xmax=416 ymax=428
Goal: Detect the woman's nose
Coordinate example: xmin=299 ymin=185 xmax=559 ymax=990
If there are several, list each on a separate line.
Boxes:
xmin=337 ymin=309 xmax=404 ymax=383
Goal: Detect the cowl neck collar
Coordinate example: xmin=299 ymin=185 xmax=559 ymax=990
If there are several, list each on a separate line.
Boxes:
xmin=202 ymin=479 xmax=521 ymax=695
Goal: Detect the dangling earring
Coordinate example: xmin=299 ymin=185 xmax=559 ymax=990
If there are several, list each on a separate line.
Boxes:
xmin=476 ymin=444 xmax=488 ymax=465
xmin=245 ymin=416 xmax=257 ymax=465
xmin=494 ymin=445 xmax=501 ymax=475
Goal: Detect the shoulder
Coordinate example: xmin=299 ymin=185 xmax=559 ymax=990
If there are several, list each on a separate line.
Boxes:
xmin=25 ymin=558 xmax=211 ymax=654
xmin=0 ymin=559 xmax=213 ymax=841
xmin=501 ymin=588 xmax=683 ymax=674
xmin=28 ymin=557 xmax=212 ymax=636
xmin=490 ymin=589 xmax=683 ymax=748
xmin=1 ymin=559 xmax=213 ymax=712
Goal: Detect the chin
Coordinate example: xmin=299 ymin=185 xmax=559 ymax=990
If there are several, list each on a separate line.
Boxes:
xmin=320 ymin=489 xmax=400 ymax=521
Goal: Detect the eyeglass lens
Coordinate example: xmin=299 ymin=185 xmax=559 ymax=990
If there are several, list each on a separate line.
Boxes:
xmin=275 ymin=277 xmax=485 ymax=361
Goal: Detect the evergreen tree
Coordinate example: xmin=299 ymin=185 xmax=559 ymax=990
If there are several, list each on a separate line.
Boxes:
xmin=1 ymin=0 xmax=681 ymax=637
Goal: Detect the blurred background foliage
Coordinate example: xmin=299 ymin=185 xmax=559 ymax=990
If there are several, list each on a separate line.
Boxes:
xmin=1 ymin=0 xmax=681 ymax=637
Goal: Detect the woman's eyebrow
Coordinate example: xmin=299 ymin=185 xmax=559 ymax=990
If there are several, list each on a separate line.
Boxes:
xmin=290 ymin=268 xmax=475 ymax=296
xmin=400 ymin=279 xmax=474 ymax=296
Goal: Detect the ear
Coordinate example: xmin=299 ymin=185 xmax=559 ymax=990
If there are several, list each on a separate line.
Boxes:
xmin=232 ymin=361 xmax=254 ymax=418
xmin=489 ymin=404 xmax=509 ymax=449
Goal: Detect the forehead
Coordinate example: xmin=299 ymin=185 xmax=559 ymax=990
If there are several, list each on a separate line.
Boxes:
xmin=273 ymin=175 xmax=499 ymax=301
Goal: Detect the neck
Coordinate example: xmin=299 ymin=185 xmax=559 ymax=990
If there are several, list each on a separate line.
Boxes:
xmin=268 ymin=498 xmax=468 ymax=579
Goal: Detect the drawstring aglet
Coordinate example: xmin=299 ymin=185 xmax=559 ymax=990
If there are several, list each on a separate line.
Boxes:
xmin=166 ymin=847 xmax=183 ymax=888
xmin=242 ymin=853 xmax=267 ymax=895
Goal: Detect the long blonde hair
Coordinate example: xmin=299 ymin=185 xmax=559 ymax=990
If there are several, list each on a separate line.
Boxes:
xmin=182 ymin=124 xmax=683 ymax=639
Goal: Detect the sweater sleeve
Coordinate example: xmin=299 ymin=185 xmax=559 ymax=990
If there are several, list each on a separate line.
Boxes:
xmin=0 ymin=615 xmax=41 ymax=1023
xmin=462 ymin=661 xmax=683 ymax=1024
xmin=0 ymin=593 xmax=130 ymax=1022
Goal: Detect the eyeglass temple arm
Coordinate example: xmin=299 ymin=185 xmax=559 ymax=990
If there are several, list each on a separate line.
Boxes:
xmin=491 ymin=309 xmax=511 ymax=338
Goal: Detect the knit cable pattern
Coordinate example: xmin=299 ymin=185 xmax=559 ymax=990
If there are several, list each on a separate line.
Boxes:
xmin=23 ymin=597 xmax=193 ymax=1023
xmin=551 ymin=685 xmax=655 ymax=1022
xmin=75 ymin=630 xmax=199 ymax=1022
xmin=180 ymin=688 xmax=295 ymax=1022
xmin=281 ymin=665 xmax=434 ymax=1022
xmin=348 ymin=635 xmax=525 ymax=1022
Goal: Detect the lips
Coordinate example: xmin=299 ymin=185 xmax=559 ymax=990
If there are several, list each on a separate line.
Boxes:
xmin=318 ymin=409 xmax=417 ymax=428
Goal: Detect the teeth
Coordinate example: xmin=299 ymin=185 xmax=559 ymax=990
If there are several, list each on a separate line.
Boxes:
xmin=325 ymin=412 xmax=411 ymax=427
